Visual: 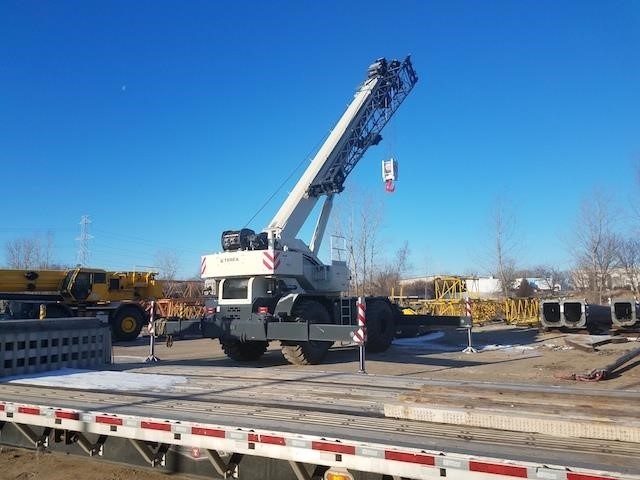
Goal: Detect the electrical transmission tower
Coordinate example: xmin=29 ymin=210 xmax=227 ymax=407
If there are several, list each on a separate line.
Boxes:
xmin=76 ymin=215 xmax=93 ymax=266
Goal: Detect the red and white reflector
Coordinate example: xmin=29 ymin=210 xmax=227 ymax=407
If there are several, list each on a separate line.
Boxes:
xmin=352 ymin=297 xmax=366 ymax=344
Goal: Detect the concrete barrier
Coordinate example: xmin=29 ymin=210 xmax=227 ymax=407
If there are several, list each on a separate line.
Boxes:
xmin=562 ymin=301 xmax=587 ymax=329
xmin=611 ymin=299 xmax=639 ymax=328
xmin=539 ymin=301 xmax=562 ymax=328
xmin=0 ymin=317 xmax=112 ymax=377
xmin=540 ymin=300 xmax=612 ymax=331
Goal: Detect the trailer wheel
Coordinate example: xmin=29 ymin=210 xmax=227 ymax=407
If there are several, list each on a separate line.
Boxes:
xmin=110 ymin=306 xmax=144 ymax=342
xmin=365 ymin=299 xmax=395 ymax=353
xmin=281 ymin=299 xmax=332 ymax=365
xmin=220 ymin=339 xmax=268 ymax=361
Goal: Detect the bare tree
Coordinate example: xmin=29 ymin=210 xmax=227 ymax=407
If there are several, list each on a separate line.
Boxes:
xmin=528 ymin=265 xmax=570 ymax=292
xmin=489 ymin=198 xmax=520 ymax=297
xmin=616 ymin=237 xmax=640 ymax=294
xmin=332 ymin=189 xmax=384 ymax=296
xmin=569 ymin=191 xmax=619 ymax=303
xmin=372 ymin=241 xmax=411 ymax=295
xmin=5 ymin=232 xmax=57 ymax=269
xmin=154 ymin=249 xmax=180 ymax=281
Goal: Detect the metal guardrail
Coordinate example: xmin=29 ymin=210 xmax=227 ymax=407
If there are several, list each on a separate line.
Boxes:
xmin=0 ymin=318 xmax=111 ymax=377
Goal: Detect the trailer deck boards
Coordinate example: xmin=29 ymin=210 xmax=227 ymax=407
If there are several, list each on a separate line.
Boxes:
xmin=1 ymin=364 xmax=639 ymax=479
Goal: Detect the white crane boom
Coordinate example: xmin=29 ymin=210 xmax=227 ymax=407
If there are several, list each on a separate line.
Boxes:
xmin=265 ymin=57 xmax=418 ymax=253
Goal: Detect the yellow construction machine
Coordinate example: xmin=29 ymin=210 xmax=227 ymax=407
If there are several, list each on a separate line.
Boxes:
xmin=0 ymin=267 xmax=163 ymax=341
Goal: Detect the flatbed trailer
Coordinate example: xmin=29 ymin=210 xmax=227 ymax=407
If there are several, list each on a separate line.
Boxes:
xmin=0 ymin=365 xmax=638 ymax=480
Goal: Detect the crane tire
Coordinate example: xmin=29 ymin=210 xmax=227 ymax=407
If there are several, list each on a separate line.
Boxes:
xmin=281 ymin=299 xmax=332 ymax=365
xmin=110 ymin=305 xmax=144 ymax=342
xmin=220 ymin=339 xmax=268 ymax=361
xmin=365 ymin=299 xmax=396 ymax=353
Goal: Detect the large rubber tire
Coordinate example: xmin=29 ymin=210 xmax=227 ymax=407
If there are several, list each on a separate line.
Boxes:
xmin=110 ymin=305 xmax=144 ymax=342
xmin=365 ymin=299 xmax=396 ymax=353
xmin=281 ymin=299 xmax=332 ymax=365
xmin=220 ymin=339 xmax=268 ymax=361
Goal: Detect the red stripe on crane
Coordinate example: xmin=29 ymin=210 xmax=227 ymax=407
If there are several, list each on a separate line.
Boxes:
xmin=17 ymin=406 xmax=40 ymax=416
xmin=95 ymin=415 xmax=123 ymax=426
xmin=469 ymin=461 xmax=528 ymax=477
xmin=385 ymin=450 xmax=435 ymax=466
xmin=191 ymin=426 xmax=226 ymax=438
xmin=141 ymin=421 xmax=172 ymax=432
xmin=0 ymin=404 xmax=5 ymax=412
xmin=312 ymin=441 xmax=356 ymax=455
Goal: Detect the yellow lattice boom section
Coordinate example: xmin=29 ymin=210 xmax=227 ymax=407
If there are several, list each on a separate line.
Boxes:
xmin=504 ymin=297 xmax=540 ymax=325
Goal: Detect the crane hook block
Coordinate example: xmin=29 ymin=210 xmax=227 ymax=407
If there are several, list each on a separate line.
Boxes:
xmin=382 ymin=158 xmax=398 ymax=193
xmin=382 ymin=158 xmax=398 ymax=182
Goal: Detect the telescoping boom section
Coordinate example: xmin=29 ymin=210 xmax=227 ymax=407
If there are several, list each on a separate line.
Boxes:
xmin=200 ymin=56 xmax=418 ymax=365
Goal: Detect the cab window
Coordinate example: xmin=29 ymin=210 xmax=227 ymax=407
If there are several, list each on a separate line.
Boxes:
xmin=222 ymin=278 xmax=249 ymax=300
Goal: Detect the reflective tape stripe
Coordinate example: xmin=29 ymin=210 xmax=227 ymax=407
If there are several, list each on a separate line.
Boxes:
xmin=95 ymin=415 xmax=123 ymax=426
xmin=17 ymin=406 xmax=40 ymax=416
xmin=141 ymin=420 xmax=171 ymax=432
xmin=385 ymin=450 xmax=435 ymax=466
xmin=470 ymin=460 xmax=528 ymax=477
xmin=255 ymin=434 xmax=286 ymax=446
xmin=289 ymin=438 xmax=311 ymax=449
xmin=191 ymin=426 xmax=225 ymax=438
xmin=567 ymin=473 xmax=617 ymax=480
xmin=357 ymin=446 xmax=384 ymax=459
xmin=312 ymin=441 xmax=356 ymax=455
xmin=55 ymin=410 xmax=80 ymax=420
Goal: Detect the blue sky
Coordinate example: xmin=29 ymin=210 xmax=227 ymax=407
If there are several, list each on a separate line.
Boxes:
xmin=1 ymin=0 xmax=638 ymax=279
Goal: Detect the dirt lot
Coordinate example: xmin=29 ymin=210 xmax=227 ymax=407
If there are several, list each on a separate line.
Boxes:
xmin=2 ymin=324 xmax=640 ymax=479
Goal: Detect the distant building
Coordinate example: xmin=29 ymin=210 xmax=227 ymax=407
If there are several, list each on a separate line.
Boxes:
xmin=465 ymin=277 xmax=502 ymax=298
xmin=513 ymin=277 xmax=557 ymax=292
xmin=571 ymin=267 xmax=640 ymax=291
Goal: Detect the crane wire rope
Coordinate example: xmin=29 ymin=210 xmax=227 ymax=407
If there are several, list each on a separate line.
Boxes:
xmin=242 ymin=130 xmax=333 ymax=229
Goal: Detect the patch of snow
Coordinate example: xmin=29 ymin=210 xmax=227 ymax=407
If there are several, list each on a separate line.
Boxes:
xmin=2 ymin=368 xmax=188 ymax=392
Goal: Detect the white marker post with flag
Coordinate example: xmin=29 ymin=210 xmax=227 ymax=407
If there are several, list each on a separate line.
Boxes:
xmin=145 ymin=300 xmax=159 ymax=362
xmin=353 ymin=297 xmax=367 ymax=373
xmin=462 ymin=296 xmax=477 ymax=354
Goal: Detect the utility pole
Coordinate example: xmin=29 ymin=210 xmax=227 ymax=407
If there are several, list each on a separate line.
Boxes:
xmin=76 ymin=215 xmax=93 ymax=266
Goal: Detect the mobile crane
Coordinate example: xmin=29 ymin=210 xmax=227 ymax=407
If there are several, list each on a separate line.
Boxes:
xmin=200 ymin=56 xmax=419 ymax=364
xmin=0 ymin=267 xmax=163 ymax=341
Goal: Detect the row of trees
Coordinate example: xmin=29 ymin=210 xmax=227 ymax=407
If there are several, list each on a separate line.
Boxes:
xmin=4 ymin=182 xmax=638 ymax=303
xmin=331 ymin=181 xmax=639 ymax=302
xmin=3 ymin=233 xmax=183 ymax=281
xmin=465 ymin=190 xmax=638 ymax=303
